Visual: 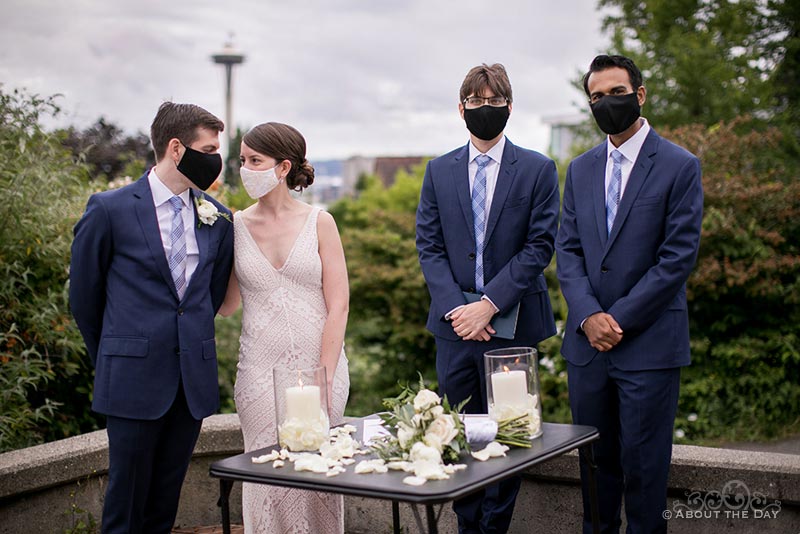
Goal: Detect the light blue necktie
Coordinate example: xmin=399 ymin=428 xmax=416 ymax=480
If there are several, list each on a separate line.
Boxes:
xmin=472 ymin=154 xmax=491 ymax=291
xmin=168 ymin=196 xmax=187 ymax=298
xmin=606 ymin=150 xmax=623 ymax=235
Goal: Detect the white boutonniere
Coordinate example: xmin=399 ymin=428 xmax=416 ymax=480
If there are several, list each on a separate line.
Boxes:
xmin=194 ymin=194 xmax=231 ymax=228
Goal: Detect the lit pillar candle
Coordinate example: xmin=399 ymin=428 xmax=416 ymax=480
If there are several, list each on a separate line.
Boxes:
xmin=285 ymin=381 xmax=321 ymax=421
xmin=491 ymin=367 xmax=528 ymax=407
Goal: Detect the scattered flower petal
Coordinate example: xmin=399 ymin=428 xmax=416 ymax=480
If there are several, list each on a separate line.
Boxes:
xmin=471 ymin=441 xmax=510 ymax=462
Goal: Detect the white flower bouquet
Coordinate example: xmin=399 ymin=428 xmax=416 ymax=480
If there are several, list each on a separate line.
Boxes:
xmin=371 ymin=378 xmax=469 ymax=465
xmin=489 ymin=394 xmax=542 ymax=448
xmin=372 ymin=377 xmax=537 ymax=468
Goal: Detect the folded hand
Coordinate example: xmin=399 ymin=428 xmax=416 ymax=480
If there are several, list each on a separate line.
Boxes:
xmin=583 ymin=312 xmax=623 ymax=351
xmin=451 ymin=300 xmax=496 ymax=341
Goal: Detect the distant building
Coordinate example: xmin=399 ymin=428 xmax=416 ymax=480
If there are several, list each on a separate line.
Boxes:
xmin=307 ymin=159 xmax=344 ymax=208
xmin=542 ymin=113 xmax=585 ymax=161
xmin=373 ymin=156 xmax=427 ymax=187
xmin=342 ymin=155 xmax=428 ymax=195
xmin=342 ymin=156 xmax=375 ymax=196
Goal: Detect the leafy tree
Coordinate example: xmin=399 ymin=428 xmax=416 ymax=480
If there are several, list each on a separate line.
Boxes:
xmin=599 ymin=0 xmax=789 ymax=127
xmin=329 ymin=167 xmax=436 ymax=415
xmin=60 ymin=118 xmax=152 ymax=182
xmin=0 ymin=88 xmax=99 ymax=451
xmin=663 ymin=118 xmax=800 ymax=442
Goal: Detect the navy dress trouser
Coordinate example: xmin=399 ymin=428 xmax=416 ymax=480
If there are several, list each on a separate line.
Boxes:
xmin=568 ymin=351 xmax=681 ymax=534
xmin=102 ymin=382 xmax=202 ymax=534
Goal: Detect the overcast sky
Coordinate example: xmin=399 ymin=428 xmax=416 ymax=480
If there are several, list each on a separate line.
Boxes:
xmin=0 ymin=0 xmax=610 ymax=160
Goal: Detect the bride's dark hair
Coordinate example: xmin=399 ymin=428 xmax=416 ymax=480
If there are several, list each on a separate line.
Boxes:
xmin=242 ymin=122 xmax=314 ymax=192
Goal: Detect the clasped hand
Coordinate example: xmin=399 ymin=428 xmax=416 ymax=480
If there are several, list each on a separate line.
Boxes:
xmin=583 ymin=312 xmax=623 ymax=351
xmin=451 ymin=300 xmax=496 ymax=341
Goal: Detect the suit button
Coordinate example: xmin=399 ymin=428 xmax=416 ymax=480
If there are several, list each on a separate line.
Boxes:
xmin=468 ymin=287 xmax=476 ymax=293
xmin=175 ymin=347 xmax=180 ymax=356
xmin=601 ymin=266 xmax=609 ymax=273
xmin=178 ymin=308 xmax=184 ymax=315
xmin=468 ymin=253 xmax=476 ymax=260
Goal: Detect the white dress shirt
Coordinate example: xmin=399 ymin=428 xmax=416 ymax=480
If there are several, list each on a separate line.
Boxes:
xmin=468 ymin=135 xmax=506 ymax=221
xmin=604 ymin=118 xmax=651 ymax=200
xmin=148 ymin=170 xmax=200 ymax=289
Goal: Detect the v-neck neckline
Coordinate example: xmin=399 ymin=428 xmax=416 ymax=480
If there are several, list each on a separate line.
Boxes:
xmin=239 ymin=208 xmax=315 ymax=272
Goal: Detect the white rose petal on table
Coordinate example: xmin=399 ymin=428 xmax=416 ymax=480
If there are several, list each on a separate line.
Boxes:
xmin=471 ymin=441 xmax=510 ymax=462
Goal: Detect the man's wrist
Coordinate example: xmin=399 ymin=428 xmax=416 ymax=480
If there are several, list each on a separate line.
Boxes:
xmin=480 ymin=294 xmax=499 ymax=313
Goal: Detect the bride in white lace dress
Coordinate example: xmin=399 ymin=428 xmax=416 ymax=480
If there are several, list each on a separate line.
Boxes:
xmin=220 ymin=122 xmax=350 ymax=534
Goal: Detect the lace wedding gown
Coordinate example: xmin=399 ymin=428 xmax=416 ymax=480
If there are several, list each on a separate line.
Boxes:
xmin=233 ymin=207 xmax=350 ymax=534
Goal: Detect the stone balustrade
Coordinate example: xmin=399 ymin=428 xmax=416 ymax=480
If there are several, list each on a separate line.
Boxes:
xmin=1 ymin=414 xmax=797 ymax=533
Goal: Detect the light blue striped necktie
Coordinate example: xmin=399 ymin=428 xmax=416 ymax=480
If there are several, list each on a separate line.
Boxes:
xmin=168 ymin=196 xmax=187 ymax=298
xmin=472 ymin=154 xmax=491 ymax=291
xmin=606 ymin=150 xmax=623 ymax=235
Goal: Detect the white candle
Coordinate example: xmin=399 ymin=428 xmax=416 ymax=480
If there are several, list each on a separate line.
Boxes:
xmin=285 ymin=383 xmax=321 ymax=422
xmin=491 ymin=369 xmax=528 ymax=407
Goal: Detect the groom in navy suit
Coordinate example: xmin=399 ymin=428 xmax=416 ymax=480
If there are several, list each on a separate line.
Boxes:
xmin=416 ymin=63 xmax=559 ymax=533
xmin=557 ymin=55 xmax=703 ymax=533
xmin=70 ymin=102 xmax=234 ymax=533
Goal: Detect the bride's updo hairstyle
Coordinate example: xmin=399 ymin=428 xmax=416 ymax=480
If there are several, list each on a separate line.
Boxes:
xmin=242 ymin=122 xmax=315 ymax=192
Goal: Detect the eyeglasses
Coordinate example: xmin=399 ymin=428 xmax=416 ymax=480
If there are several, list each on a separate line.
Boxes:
xmin=463 ymin=96 xmax=508 ymax=109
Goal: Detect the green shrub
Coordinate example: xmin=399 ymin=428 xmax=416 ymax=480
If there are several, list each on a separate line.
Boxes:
xmin=0 ymin=88 xmax=99 ymax=451
xmin=665 ymin=118 xmax=800 ymax=443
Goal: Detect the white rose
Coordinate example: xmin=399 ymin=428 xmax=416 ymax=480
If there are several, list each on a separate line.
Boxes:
xmin=423 ymin=433 xmax=444 ymax=453
xmin=409 ymin=441 xmax=442 ymax=464
xmin=429 ymin=405 xmax=444 ymax=418
xmin=196 ymin=198 xmax=219 ymax=225
xmin=413 ymin=389 xmax=440 ymax=412
xmin=426 ymin=414 xmax=459 ymax=447
xmin=397 ymin=422 xmax=416 ymax=449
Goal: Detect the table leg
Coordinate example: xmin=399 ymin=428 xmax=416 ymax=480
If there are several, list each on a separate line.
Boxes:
xmin=217 ymin=479 xmax=234 ymax=534
xmin=426 ymin=505 xmax=438 ymax=534
xmin=580 ymin=444 xmax=601 ymax=534
xmin=392 ymin=500 xmax=400 ymax=534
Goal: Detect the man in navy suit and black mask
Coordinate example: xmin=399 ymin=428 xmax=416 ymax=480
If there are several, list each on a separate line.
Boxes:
xmin=70 ymin=102 xmax=234 ymax=533
xmin=416 ymin=63 xmax=560 ymax=534
xmin=557 ymin=55 xmax=704 ymax=534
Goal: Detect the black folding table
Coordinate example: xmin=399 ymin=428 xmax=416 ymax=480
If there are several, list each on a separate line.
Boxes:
xmin=210 ymin=418 xmax=600 ymax=534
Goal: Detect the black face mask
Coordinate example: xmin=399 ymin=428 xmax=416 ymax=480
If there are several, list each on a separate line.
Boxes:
xmin=590 ymin=93 xmax=641 ymax=135
xmin=464 ymin=105 xmax=510 ymax=141
xmin=176 ymin=144 xmax=223 ymax=190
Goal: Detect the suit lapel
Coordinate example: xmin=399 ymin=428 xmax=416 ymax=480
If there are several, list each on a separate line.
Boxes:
xmin=605 ymin=130 xmax=658 ymax=248
xmin=132 ymin=175 xmax=179 ymax=300
xmin=451 ymin=144 xmax=474 ymax=242
xmin=185 ymin=190 xmax=208 ymax=299
xmin=592 ymin=141 xmax=609 ymax=247
xmin=484 ymin=140 xmax=518 ymax=245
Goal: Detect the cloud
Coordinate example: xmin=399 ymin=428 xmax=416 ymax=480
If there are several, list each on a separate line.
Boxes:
xmin=0 ymin=0 xmax=608 ymax=158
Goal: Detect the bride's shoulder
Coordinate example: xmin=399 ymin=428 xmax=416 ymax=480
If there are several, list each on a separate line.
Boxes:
xmin=235 ymin=204 xmax=258 ymax=221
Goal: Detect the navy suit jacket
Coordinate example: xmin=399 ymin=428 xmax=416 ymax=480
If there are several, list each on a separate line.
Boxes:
xmin=416 ymin=139 xmax=559 ymax=345
xmin=556 ymin=129 xmax=703 ymax=371
xmin=69 ymin=173 xmax=234 ymax=420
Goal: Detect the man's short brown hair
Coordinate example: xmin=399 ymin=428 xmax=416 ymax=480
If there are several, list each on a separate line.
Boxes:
xmin=150 ymin=102 xmax=224 ymax=161
xmin=459 ymin=63 xmax=513 ymax=104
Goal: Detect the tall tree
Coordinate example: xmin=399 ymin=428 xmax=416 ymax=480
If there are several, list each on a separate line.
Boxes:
xmin=60 ymin=118 xmax=152 ymax=182
xmin=599 ymin=0 xmax=789 ymax=127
